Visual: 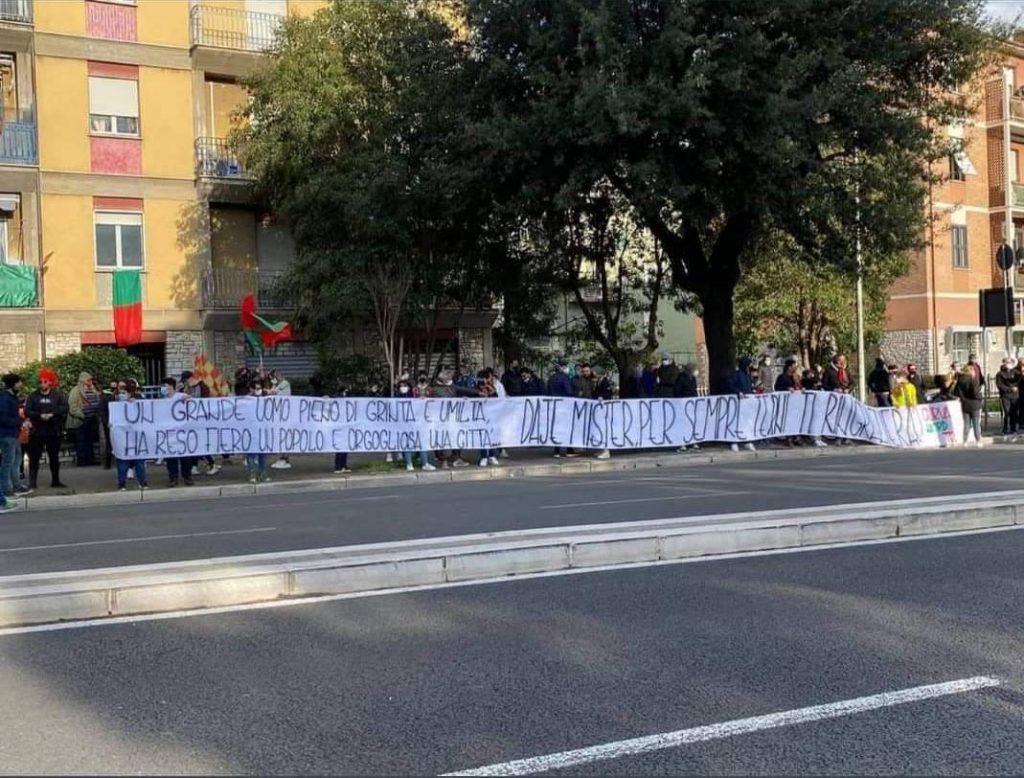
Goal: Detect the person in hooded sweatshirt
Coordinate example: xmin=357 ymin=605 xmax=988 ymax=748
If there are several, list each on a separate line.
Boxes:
xmin=868 ymin=358 xmax=892 ymax=407
xmin=727 ymin=357 xmax=756 ymax=453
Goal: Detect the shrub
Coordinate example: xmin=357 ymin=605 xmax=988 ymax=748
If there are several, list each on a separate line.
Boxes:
xmin=14 ymin=347 xmax=145 ymax=393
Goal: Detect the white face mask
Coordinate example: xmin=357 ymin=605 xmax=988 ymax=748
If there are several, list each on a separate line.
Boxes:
xmin=399 ymin=386 xmax=410 ymax=395
xmin=161 ymin=386 xmax=173 ymax=398
xmin=117 ymin=392 xmax=128 ymax=401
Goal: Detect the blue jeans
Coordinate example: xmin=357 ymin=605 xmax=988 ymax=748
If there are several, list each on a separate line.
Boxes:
xmin=116 ymin=458 xmax=147 ymax=488
xmin=245 ymin=453 xmax=267 ymax=480
xmin=403 ymin=451 xmax=430 ymax=468
xmin=74 ymin=417 xmax=98 ymax=466
xmin=479 ymin=448 xmax=497 ymax=460
xmin=333 ymin=452 xmax=348 ymax=470
xmin=0 ymin=435 xmax=17 ymax=507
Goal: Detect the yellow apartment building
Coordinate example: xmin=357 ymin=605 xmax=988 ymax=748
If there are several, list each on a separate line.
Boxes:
xmin=0 ymin=0 xmax=497 ymax=383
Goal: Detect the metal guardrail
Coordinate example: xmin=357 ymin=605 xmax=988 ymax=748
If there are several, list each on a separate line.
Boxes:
xmin=0 ymin=0 xmax=32 ymax=24
xmin=0 ymin=121 xmax=37 ymax=165
xmin=195 ymin=137 xmax=250 ymax=180
xmin=189 ymin=4 xmax=283 ymax=52
xmin=205 ymin=268 xmax=291 ymax=309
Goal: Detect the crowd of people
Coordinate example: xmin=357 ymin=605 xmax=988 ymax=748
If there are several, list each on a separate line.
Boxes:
xmin=0 ymin=349 xmax=1006 ymax=513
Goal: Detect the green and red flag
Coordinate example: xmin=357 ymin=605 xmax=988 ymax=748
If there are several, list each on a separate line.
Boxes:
xmin=112 ymin=269 xmax=142 ymax=346
xmin=240 ymin=294 xmax=292 ymax=353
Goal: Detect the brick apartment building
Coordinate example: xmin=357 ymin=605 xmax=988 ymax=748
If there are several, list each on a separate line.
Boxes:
xmin=883 ymin=38 xmax=1024 ymax=378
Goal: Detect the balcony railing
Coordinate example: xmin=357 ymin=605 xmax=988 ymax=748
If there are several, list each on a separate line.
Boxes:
xmin=0 ymin=0 xmax=32 ymax=25
xmin=0 ymin=121 xmax=37 ymax=165
xmin=195 ymin=137 xmax=250 ymax=180
xmin=205 ymin=268 xmax=291 ymax=310
xmin=190 ymin=4 xmax=283 ymax=52
xmin=1012 ymin=183 xmax=1024 ymax=208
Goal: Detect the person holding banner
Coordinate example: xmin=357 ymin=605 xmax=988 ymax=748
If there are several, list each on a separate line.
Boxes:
xmin=237 ymin=379 xmax=270 ymax=483
xmin=547 ymin=358 xmax=577 ymax=458
xmin=398 ymin=378 xmax=435 ymax=472
xmin=161 ymin=377 xmax=195 ymax=487
xmin=114 ymin=380 xmax=148 ymax=492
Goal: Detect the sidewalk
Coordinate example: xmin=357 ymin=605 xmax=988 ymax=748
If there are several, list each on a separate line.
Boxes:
xmin=5 ymin=440 xmax=922 ymax=511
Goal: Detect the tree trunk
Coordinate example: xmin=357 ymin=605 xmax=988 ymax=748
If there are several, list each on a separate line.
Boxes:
xmin=699 ymin=287 xmax=737 ymax=395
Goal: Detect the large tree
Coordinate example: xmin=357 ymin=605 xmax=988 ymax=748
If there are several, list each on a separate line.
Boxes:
xmin=734 ymin=233 xmax=909 ymax=369
xmin=237 ymin=0 xmax=498 ymax=383
xmin=466 ymin=0 xmax=996 ymax=391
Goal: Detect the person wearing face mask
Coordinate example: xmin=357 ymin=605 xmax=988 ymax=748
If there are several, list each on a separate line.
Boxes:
xmin=159 ymin=377 xmax=195 ymax=487
xmin=429 ymin=369 xmax=472 ymax=468
xmin=397 ymin=378 xmax=435 ymax=472
xmin=25 ymin=368 xmax=69 ymax=490
xmin=269 ymin=370 xmax=293 ymax=471
xmin=114 ymin=378 xmax=148 ymax=491
xmin=239 ymin=379 xmax=270 ymax=482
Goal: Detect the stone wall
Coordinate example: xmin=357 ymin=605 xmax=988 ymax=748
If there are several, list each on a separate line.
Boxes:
xmin=458 ymin=327 xmax=486 ymax=372
xmin=880 ymin=329 xmax=934 ymax=374
xmin=213 ymin=330 xmax=247 ymax=378
xmin=45 ymin=332 xmax=80 ymax=358
xmin=165 ymin=330 xmax=205 ymax=378
xmin=0 ymin=333 xmax=27 ymax=373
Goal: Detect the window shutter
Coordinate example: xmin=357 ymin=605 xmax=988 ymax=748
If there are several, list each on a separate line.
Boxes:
xmin=88 ymin=76 xmax=139 ymax=118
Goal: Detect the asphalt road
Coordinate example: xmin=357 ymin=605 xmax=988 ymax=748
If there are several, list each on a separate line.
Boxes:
xmin=2 ymin=527 xmax=1024 ymax=774
xmin=3 ymin=448 xmax=1024 ymax=575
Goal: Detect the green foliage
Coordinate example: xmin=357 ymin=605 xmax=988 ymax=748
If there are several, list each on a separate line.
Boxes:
xmin=734 ymin=234 xmax=909 ymax=368
xmin=309 ymin=353 xmax=391 ymax=396
xmin=237 ymin=0 xmax=506 ymax=379
xmin=466 ymin=0 xmax=1000 ymax=388
xmin=14 ymin=347 xmax=144 ymax=394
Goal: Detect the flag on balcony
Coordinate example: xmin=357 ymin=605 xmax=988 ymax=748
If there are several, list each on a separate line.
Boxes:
xmin=112 ymin=269 xmax=142 ymax=347
xmin=240 ymin=294 xmax=292 ymax=353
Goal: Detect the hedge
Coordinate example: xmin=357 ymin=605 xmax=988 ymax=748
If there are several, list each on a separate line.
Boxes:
xmin=11 ymin=347 xmax=145 ymax=393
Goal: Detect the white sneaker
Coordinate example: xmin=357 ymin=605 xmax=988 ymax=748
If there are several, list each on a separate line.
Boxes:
xmin=155 ymin=457 xmax=164 ymax=465
xmin=975 ymin=440 xmax=985 ymax=448
xmin=488 ymin=457 xmax=500 ymax=466
xmin=744 ymin=443 xmax=756 ymax=452
xmin=479 ymin=458 xmax=489 ymax=467
xmin=385 ymin=453 xmax=394 ymax=463
xmin=500 ymin=449 xmax=510 ymax=459
xmin=270 ymin=459 xmax=291 ymax=470
xmin=813 ymin=438 xmax=827 ymax=448
xmin=730 ymin=444 xmax=739 ymax=453
xmin=422 ymin=463 xmax=437 ymax=471
xmin=406 ymin=463 xmax=414 ymax=472
xmin=207 ymin=463 xmax=222 ymax=476
xmin=552 ymin=453 xmax=561 ymax=459
xmin=127 ymin=468 xmax=134 ymax=480
xmin=596 ymin=450 xmax=611 ymax=460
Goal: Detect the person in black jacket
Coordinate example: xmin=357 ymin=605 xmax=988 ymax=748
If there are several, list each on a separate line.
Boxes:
xmin=25 ymin=368 xmax=69 ymax=490
xmin=995 ymin=359 xmax=1020 ymax=435
xmin=519 ymin=367 xmax=544 ymax=396
xmin=867 ymin=358 xmax=892 ymax=406
xmin=673 ymin=364 xmax=699 ymax=399
xmin=953 ymin=368 xmax=984 ymax=446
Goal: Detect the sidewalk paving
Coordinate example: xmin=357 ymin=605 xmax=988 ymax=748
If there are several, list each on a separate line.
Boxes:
xmin=4 ymin=439 xmax=925 ymax=511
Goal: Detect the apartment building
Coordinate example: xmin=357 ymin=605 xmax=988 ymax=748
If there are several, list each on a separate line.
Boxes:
xmin=882 ymin=40 xmax=1024 ymax=377
xmin=0 ymin=0 xmax=498 ymax=384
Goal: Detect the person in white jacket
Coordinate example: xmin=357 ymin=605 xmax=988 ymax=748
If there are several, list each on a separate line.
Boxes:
xmin=269 ymin=371 xmax=293 ymax=470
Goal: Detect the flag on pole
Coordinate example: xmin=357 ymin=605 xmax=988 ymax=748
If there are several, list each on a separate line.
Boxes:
xmin=240 ymin=294 xmax=292 ymax=353
xmin=112 ymin=270 xmax=142 ymax=346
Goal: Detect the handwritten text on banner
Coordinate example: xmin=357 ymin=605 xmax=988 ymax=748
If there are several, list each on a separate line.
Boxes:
xmin=109 ymin=394 xmax=964 ymax=459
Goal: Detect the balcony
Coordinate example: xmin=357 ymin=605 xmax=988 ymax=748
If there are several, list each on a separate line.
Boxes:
xmin=0 ymin=121 xmax=37 ymax=165
xmin=1013 ymin=183 xmax=1024 ymax=208
xmin=190 ymin=4 xmax=283 ymax=52
xmin=0 ymin=0 xmax=32 ymax=25
xmin=195 ymin=137 xmax=250 ymax=180
xmin=205 ymin=268 xmax=291 ymax=310
xmin=0 ymin=264 xmax=37 ymax=308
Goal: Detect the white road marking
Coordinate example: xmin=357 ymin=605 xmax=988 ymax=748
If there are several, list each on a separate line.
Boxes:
xmin=0 ymin=527 xmax=277 ymax=553
xmin=540 ymin=491 xmax=743 ymax=509
xmin=1 ymin=522 xmax=1019 ymax=637
xmin=442 ymin=676 xmax=1002 ymax=776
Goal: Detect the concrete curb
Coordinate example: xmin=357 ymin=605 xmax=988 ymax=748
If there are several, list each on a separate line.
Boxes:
xmin=12 ymin=441 xmax=917 ymax=511
xmin=2 ymin=489 xmax=1021 ymax=628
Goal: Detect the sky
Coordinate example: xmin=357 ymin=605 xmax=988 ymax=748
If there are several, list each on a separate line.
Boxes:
xmin=988 ymin=0 xmax=1024 ymax=26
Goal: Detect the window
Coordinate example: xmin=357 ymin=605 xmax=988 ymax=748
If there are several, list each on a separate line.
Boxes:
xmin=951 ymin=224 xmax=968 ymax=268
xmin=88 ymin=76 xmax=139 ymax=137
xmin=0 ymin=193 xmax=18 ymax=264
xmin=951 ymin=332 xmax=972 ymax=366
xmin=0 ymin=219 xmax=7 ymax=264
xmin=949 ymin=152 xmax=965 ymax=181
xmin=94 ymin=212 xmax=143 ymax=269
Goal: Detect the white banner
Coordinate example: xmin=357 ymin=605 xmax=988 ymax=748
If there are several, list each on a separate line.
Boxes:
xmin=109 ymin=393 xmax=964 ymax=459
